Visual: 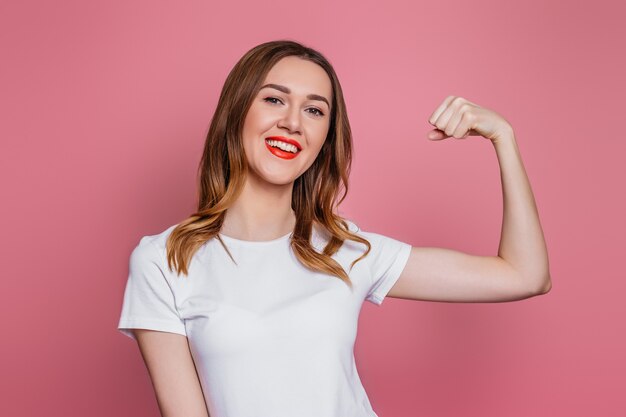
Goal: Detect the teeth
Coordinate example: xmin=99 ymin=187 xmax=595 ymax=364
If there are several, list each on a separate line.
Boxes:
xmin=266 ymin=139 xmax=298 ymax=153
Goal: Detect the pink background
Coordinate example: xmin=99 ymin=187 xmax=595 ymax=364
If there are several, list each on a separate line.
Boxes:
xmin=2 ymin=0 xmax=624 ymax=416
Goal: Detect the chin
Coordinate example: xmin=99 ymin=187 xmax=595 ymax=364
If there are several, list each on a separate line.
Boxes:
xmin=265 ymin=176 xmax=297 ymax=186
xmin=248 ymin=167 xmax=297 ymax=187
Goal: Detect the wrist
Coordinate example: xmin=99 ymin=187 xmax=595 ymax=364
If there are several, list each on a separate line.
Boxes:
xmin=491 ymin=124 xmax=516 ymax=147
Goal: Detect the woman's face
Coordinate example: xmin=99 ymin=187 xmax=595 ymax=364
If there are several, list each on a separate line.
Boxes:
xmin=242 ymin=56 xmax=333 ymax=186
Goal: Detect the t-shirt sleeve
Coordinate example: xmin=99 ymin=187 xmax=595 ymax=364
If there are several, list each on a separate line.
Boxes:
xmin=361 ymin=229 xmax=413 ymax=306
xmin=117 ymin=236 xmax=187 ymax=340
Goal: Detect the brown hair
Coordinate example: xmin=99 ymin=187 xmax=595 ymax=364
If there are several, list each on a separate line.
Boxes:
xmin=165 ymin=39 xmax=371 ymax=289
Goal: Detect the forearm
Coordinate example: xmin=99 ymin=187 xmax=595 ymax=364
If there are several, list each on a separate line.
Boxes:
xmin=493 ymin=128 xmax=551 ymax=292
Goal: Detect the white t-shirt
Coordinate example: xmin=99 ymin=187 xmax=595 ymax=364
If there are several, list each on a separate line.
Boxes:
xmin=118 ymin=219 xmax=412 ymax=417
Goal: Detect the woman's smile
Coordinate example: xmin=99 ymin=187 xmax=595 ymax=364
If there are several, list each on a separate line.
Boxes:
xmin=265 ymin=140 xmax=301 ymax=160
xmin=264 ymin=136 xmax=302 ymax=160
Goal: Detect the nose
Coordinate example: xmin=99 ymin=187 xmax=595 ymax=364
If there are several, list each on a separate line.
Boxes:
xmin=276 ymin=106 xmax=302 ymax=135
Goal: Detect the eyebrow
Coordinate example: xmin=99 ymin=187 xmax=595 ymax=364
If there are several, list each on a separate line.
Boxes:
xmin=259 ymin=83 xmax=330 ymax=109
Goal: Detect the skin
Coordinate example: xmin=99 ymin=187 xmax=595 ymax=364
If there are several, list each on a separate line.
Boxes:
xmin=133 ymin=64 xmax=552 ymax=417
xmin=220 ymin=56 xmax=333 ymax=241
xmin=134 ymin=329 xmax=209 ymax=417
xmin=389 ymin=96 xmax=552 ymax=302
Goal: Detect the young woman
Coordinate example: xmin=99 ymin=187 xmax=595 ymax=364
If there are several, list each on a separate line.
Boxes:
xmin=118 ymin=39 xmax=551 ymax=417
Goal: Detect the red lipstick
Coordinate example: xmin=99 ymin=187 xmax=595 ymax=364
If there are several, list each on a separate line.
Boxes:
xmin=265 ymin=136 xmax=302 ymax=160
xmin=265 ymin=136 xmax=302 ymax=151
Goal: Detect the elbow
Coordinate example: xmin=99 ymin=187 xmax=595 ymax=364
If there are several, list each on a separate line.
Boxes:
xmin=534 ymin=276 xmax=552 ymax=295
xmin=510 ymin=263 xmax=552 ymax=297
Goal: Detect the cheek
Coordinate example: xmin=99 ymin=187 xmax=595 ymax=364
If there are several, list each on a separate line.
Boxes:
xmin=310 ymin=124 xmax=329 ymax=151
xmin=243 ymin=107 xmax=261 ymax=135
xmin=242 ymin=108 xmax=268 ymax=149
xmin=302 ymin=129 xmax=329 ymax=167
xmin=244 ymin=102 xmax=273 ymax=128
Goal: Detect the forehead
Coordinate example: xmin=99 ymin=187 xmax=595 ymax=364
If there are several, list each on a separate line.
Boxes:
xmin=262 ymin=56 xmax=332 ymax=101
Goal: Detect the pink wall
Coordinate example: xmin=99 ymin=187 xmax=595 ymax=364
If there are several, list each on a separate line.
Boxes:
xmin=1 ymin=0 xmax=624 ymax=416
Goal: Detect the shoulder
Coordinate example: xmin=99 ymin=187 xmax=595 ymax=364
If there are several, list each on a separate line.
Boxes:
xmin=341 ymin=218 xmax=383 ymax=245
xmin=345 ymin=219 xmax=360 ymax=233
xmin=341 ymin=219 xmax=412 ymax=262
xmin=131 ymin=223 xmax=179 ymax=265
xmin=136 ymin=223 xmax=178 ymax=249
xmin=312 ymin=218 xmax=361 ymax=240
xmin=344 ymin=219 xmax=405 ymax=244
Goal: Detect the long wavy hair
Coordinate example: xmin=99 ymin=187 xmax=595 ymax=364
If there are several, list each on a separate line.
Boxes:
xmin=165 ymin=39 xmax=371 ymax=289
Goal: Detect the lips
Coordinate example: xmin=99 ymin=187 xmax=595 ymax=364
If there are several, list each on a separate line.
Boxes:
xmin=265 ymin=136 xmax=302 ymax=151
xmin=265 ymin=140 xmax=300 ymax=160
xmin=264 ymin=135 xmax=302 ymax=160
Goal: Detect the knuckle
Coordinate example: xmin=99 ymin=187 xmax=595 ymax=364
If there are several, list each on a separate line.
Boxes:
xmin=451 ymin=96 xmax=464 ymax=106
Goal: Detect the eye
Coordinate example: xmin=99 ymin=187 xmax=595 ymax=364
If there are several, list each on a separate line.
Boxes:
xmin=307 ymin=108 xmax=324 ymax=117
xmin=263 ymin=96 xmax=283 ymax=105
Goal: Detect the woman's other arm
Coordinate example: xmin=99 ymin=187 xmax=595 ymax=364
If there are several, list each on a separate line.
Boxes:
xmin=134 ymin=329 xmax=210 ymax=417
xmin=388 ymin=96 xmax=551 ymax=303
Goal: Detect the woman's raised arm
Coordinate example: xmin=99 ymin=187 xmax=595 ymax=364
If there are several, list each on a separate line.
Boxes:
xmin=387 ymin=96 xmax=551 ymax=303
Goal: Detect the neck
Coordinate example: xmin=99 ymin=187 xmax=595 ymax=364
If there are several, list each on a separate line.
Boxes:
xmin=221 ymin=172 xmax=296 ymax=241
